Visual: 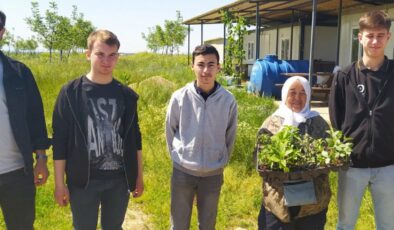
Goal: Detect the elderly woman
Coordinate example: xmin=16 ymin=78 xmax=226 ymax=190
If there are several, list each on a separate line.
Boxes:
xmin=256 ymin=76 xmax=331 ymax=230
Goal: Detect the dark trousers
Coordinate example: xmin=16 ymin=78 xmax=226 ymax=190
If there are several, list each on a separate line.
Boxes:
xmin=0 ymin=168 xmax=35 ymax=230
xmin=258 ymin=204 xmax=327 ymax=230
xmin=170 ymin=167 xmax=223 ymax=230
xmin=69 ymin=177 xmax=130 ymax=230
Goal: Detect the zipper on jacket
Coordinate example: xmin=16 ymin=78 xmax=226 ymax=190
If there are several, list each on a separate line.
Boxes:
xmin=65 ymin=93 xmax=91 ymax=189
xmin=355 ymin=60 xmax=392 ymax=166
xmin=367 ymin=109 xmax=373 ymax=166
xmin=367 ymin=75 xmax=391 ymax=166
xmin=201 ymin=101 xmax=207 ymax=170
xmin=352 ymin=65 xmax=375 ymax=165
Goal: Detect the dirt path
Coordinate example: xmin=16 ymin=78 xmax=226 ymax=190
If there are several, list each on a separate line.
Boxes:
xmin=122 ymin=204 xmax=153 ymax=230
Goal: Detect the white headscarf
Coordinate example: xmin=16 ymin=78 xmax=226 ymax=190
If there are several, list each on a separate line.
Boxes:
xmin=272 ymin=76 xmax=319 ymax=127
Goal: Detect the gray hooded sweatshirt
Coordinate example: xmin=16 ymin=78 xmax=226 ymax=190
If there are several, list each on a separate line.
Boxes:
xmin=166 ymin=82 xmax=238 ymax=177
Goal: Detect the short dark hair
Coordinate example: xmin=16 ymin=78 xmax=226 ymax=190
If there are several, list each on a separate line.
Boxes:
xmin=192 ymin=44 xmax=220 ymax=64
xmin=359 ymin=10 xmax=391 ymax=32
xmin=0 ymin=11 xmax=6 ymax=30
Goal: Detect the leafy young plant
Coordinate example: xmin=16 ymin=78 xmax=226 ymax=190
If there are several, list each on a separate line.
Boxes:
xmin=257 ymin=126 xmax=353 ymax=172
xmin=324 ymin=128 xmax=353 ymax=165
xmin=221 ymin=10 xmax=249 ymax=82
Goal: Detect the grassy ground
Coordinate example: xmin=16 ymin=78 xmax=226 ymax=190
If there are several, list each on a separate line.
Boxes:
xmin=0 ymin=52 xmax=376 ymax=229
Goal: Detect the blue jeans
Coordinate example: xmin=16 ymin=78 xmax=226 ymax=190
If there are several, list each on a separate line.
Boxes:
xmin=170 ymin=167 xmax=224 ymax=230
xmin=337 ymin=165 xmax=394 ymax=230
xmin=0 ymin=168 xmax=35 ymax=230
xmin=69 ymin=177 xmax=130 ymax=230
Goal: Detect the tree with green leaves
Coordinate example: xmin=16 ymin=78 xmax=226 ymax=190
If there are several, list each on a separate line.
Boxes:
xmin=142 ymin=25 xmax=164 ymax=53
xmin=14 ymin=36 xmax=38 ymax=55
xmin=164 ymin=11 xmax=188 ymax=55
xmin=222 ymin=10 xmax=249 ymax=82
xmin=70 ymin=5 xmax=95 ymax=52
xmin=14 ymin=37 xmax=24 ymax=54
xmin=26 ymin=2 xmax=95 ymax=61
xmin=26 ymin=1 xmax=60 ymax=61
xmin=142 ymin=11 xmax=187 ymax=55
xmin=53 ymin=15 xmax=73 ymax=60
xmin=0 ymin=28 xmax=15 ymax=53
xmin=25 ymin=37 xmax=38 ymax=54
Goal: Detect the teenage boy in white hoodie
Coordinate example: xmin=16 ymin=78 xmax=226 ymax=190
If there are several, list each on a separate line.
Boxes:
xmin=166 ymin=44 xmax=237 ymax=230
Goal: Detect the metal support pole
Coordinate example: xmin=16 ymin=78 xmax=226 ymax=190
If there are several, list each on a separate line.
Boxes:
xmin=308 ymin=0 xmax=317 ymax=86
xmin=223 ymin=23 xmax=226 ymax=66
xmin=276 ymin=25 xmax=279 ymax=56
xmin=200 ymin=22 xmax=204 ymax=45
xmin=255 ymin=1 xmax=261 ymax=59
xmin=290 ymin=10 xmax=294 ymax=60
xmin=299 ymin=18 xmax=305 ymax=60
xmin=188 ymin=25 xmax=191 ymax=65
xmin=336 ymin=0 xmax=342 ymax=65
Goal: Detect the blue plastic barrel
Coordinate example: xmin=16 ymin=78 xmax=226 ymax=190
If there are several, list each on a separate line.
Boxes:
xmin=249 ymin=55 xmax=309 ymax=98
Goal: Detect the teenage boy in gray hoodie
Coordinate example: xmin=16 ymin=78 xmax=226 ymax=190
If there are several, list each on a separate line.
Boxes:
xmin=166 ymin=44 xmax=237 ymax=230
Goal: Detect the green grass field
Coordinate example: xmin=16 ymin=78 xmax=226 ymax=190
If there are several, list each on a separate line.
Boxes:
xmin=0 ymin=52 xmax=376 ymax=229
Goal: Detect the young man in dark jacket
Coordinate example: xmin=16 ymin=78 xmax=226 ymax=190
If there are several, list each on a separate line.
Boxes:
xmin=52 ymin=29 xmax=143 ymax=230
xmin=329 ymin=10 xmax=393 ymax=230
xmin=0 ymin=11 xmax=50 ymax=230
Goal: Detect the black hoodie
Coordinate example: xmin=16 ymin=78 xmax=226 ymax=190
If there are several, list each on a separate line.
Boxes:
xmin=329 ymin=58 xmax=394 ymax=168
xmin=52 ymin=76 xmax=141 ymax=191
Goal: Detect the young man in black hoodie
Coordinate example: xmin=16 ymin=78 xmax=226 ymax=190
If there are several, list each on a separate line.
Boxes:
xmin=329 ymin=10 xmax=393 ymax=230
xmin=0 ymin=11 xmax=50 ymax=230
xmin=53 ymin=29 xmax=143 ymax=230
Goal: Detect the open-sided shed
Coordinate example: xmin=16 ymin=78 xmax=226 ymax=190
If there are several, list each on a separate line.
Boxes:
xmin=183 ymin=0 xmax=393 ymax=81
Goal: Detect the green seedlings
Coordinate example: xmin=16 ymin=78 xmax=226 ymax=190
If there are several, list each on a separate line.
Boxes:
xmin=257 ymin=126 xmax=353 ymax=172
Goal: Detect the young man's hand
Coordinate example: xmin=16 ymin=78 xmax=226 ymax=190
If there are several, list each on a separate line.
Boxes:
xmin=132 ymin=175 xmax=144 ymax=198
xmin=133 ymin=150 xmax=144 ymax=198
xmin=34 ymin=159 xmax=49 ymax=186
xmin=54 ymin=184 xmax=70 ymax=206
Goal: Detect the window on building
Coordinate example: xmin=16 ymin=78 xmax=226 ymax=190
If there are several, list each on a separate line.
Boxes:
xmin=281 ymin=39 xmax=290 ymax=60
xmin=351 ymin=28 xmax=362 ymax=62
xmin=248 ymin=42 xmax=255 ymax=60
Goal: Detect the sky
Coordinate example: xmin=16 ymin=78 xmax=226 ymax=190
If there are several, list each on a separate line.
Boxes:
xmin=0 ymin=0 xmax=235 ymax=53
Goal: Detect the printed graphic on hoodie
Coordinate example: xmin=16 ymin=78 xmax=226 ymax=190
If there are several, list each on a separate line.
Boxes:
xmin=83 ymin=78 xmax=125 ymax=171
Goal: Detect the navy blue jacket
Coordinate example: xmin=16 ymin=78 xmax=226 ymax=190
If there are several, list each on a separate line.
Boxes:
xmin=0 ymin=51 xmax=50 ymax=172
xmin=52 ymin=76 xmax=141 ymax=191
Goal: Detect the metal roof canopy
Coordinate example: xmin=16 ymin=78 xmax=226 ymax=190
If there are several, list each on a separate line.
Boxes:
xmin=183 ymin=0 xmax=390 ymax=26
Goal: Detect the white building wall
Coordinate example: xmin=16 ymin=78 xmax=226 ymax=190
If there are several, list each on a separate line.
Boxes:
xmin=215 ymin=44 xmax=224 ymax=64
xmin=277 ymin=26 xmax=301 ymax=60
xmin=261 ymin=29 xmax=278 ymax=58
xmin=303 ymin=26 xmax=338 ymax=62
xmin=245 ymin=26 xmax=301 ymax=61
xmin=204 ymin=38 xmax=224 ymax=64
xmin=292 ymin=26 xmax=300 ymax=60
xmin=243 ymin=32 xmax=257 ymax=65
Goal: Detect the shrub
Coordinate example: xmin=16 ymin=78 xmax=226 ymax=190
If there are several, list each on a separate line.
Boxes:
xmin=132 ymin=76 xmax=176 ymax=106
